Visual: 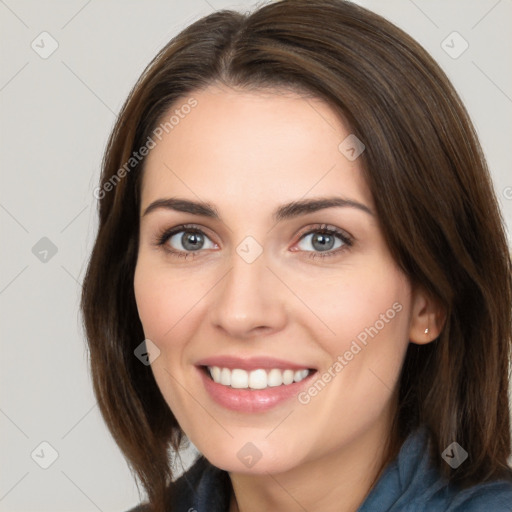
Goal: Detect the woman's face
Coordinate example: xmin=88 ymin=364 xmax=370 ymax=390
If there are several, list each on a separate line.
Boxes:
xmin=134 ymin=85 xmax=422 ymax=474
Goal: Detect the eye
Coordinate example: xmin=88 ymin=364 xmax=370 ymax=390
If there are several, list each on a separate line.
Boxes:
xmin=157 ymin=225 xmax=217 ymax=256
xmin=294 ymin=225 xmax=352 ymax=258
xmin=154 ymin=223 xmax=352 ymax=260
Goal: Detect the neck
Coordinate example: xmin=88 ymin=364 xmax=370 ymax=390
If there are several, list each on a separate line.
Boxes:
xmin=228 ymin=415 xmax=399 ymax=512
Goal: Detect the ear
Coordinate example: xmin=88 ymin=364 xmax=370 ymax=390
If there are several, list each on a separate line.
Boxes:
xmin=409 ymin=284 xmax=446 ymax=345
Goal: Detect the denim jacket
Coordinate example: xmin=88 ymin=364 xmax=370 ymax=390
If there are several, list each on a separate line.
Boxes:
xmin=127 ymin=426 xmax=512 ymax=511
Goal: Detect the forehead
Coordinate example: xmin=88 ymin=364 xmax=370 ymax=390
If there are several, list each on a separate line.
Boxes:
xmin=140 ymin=85 xmax=373 ymax=213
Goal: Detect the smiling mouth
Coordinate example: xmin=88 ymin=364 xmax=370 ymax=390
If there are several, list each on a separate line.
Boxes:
xmin=200 ymin=365 xmax=317 ymax=390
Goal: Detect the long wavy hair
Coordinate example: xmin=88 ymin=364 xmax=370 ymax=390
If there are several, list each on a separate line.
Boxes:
xmin=81 ymin=1 xmax=512 ymax=510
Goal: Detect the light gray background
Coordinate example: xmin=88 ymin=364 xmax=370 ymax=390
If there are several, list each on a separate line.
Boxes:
xmin=1 ymin=1 xmax=511 ymax=511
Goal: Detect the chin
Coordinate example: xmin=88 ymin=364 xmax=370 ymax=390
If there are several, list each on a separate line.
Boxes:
xmin=203 ymin=442 xmax=304 ymax=475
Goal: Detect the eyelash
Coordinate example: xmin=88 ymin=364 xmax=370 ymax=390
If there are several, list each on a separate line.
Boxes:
xmin=154 ymin=223 xmax=353 ymax=261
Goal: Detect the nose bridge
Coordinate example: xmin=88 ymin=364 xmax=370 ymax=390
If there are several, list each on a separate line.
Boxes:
xmin=209 ymin=240 xmax=286 ymax=337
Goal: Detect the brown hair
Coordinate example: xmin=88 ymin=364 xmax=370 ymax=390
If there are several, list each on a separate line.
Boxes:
xmin=81 ymin=0 xmax=512 ymax=510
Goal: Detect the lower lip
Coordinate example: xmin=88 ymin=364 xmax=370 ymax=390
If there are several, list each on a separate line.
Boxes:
xmin=197 ymin=366 xmax=316 ymax=413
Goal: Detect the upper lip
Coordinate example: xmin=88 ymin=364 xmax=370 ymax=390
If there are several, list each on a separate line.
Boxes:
xmin=195 ymin=355 xmax=316 ymax=372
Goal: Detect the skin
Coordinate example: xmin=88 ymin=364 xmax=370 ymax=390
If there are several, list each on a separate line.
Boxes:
xmin=133 ymin=85 xmax=443 ymax=512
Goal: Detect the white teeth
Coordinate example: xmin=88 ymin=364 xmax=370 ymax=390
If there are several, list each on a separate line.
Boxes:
xmin=231 ymin=369 xmax=248 ymax=389
xmin=248 ymin=369 xmax=267 ymax=389
xmin=267 ymin=368 xmax=283 ymax=387
xmin=282 ymin=369 xmax=294 ymax=385
xmin=220 ymin=367 xmax=230 ymax=386
xmin=207 ymin=366 xmax=311 ymax=389
xmin=211 ymin=366 xmax=221 ymax=382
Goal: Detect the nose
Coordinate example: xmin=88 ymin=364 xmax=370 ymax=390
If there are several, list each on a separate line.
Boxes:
xmin=208 ymin=248 xmax=288 ymax=339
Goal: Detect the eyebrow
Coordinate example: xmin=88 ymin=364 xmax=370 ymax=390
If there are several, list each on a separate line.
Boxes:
xmin=142 ymin=196 xmax=374 ymax=221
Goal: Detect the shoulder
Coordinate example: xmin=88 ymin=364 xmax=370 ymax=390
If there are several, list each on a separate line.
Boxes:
xmin=407 ymin=428 xmax=512 ymax=511
xmin=124 ymin=455 xmax=231 ymax=512
xmin=359 ymin=425 xmax=512 ymax=512
xmin=439 ymin=478 xmax=512 ymax=511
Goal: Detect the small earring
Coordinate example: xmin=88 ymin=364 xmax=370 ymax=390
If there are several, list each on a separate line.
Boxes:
xmin=424 ymin=328 xmax=429 ymax=335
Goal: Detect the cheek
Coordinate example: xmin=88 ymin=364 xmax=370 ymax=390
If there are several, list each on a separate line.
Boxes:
xmin=133 ymin=259 xmax=201 ymax=413
xmin=307 ymin=264 xmax=412 ymax=398
xmin=134 ymin=259 xmax=182 ymax=342
xmin=298 ymin=262 xmax=410 ymax=347
xmin=298 ymin=274 xmax=411 ymax=445
xmin=133 ymin=257 xmax=209 ymax=350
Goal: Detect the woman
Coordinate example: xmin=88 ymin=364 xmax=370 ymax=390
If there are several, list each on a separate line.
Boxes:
xmin=81 ymin=1 xmax=512 ymax=511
